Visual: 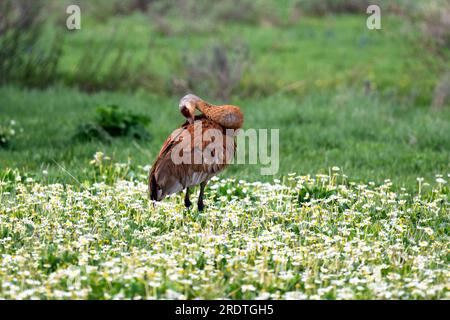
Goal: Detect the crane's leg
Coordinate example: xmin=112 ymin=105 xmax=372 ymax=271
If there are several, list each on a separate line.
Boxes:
xmin=184 ymin=187 xmax=192 ymax=208
xmin=198 ymin=181 xmax=207 ymax=212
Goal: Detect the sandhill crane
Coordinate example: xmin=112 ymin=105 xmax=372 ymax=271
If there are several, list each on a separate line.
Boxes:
xmin=149 ymin=94 xmax=243 ymax=211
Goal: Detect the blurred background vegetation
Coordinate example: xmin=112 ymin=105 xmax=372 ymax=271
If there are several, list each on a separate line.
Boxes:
xmin=0 ymin=0 xmax=449 ymax=188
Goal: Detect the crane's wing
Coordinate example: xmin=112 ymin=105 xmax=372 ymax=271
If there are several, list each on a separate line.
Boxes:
xmin=149 ymin=118 xmax=236 ymax=201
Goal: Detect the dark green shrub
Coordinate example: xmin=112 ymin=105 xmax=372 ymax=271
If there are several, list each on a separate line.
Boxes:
xmin=74 ymin=105 xmax=151 ymax=141
xmin=0 ymin=121 xmax=19 ymax=149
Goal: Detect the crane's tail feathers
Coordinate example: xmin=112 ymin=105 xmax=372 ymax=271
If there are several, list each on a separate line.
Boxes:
xmin=149 ymin=172 xmax=159 ymax=201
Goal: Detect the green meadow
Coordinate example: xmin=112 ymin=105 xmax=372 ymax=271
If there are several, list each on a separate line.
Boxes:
xmin=1 ymin=3 xmax=449 ymax=187
xmin=0 ymin=0 xmax=449 ymax=300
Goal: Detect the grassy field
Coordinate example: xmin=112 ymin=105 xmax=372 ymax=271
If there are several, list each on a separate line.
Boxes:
xmin=0 ymin=167 xmax=448 ymax=299
xmin=0 ymin=0 xmax=449 ymax=300
xmin=1 ymin=86 xmax=450 ymax=188
xmin=1 ymin=11 xmax=449 ymax=186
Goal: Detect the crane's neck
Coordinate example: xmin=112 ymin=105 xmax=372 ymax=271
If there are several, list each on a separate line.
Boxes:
xmin=195 ymin=100 xmax=216 ymax=118
xmin=195 ymin=100 xmax=244 ymax=129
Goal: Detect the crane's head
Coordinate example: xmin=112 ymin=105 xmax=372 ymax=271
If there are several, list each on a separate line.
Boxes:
xmin=179 ymin=94 xmax=201 ymax=123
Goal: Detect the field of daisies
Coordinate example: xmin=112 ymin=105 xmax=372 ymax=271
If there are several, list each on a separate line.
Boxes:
xmin=0 ymin=155 xmax=449 ymax=300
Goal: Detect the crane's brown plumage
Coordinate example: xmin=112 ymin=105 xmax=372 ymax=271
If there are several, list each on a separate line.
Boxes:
xmin=149 ymin=94 xmax=243 ymax=211
xmin=178 ymin=94 xmax=244 ymax=129
xmin=195 ymin=102 xmax=243 ymax=129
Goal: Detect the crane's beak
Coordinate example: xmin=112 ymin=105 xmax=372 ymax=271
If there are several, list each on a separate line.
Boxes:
xmin=186 ymin=102 xmax=196 ymax=124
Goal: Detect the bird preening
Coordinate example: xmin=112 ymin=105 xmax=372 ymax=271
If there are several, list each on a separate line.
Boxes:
xmin=148 ymin=94 xmax=244 ymax=211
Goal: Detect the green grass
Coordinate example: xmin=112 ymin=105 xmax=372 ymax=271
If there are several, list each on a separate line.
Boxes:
xmin=1 ymin=85 xmax=449 ymax=188
xmin=1 ymin=11 xmax=449 ymax=188
xmin=57 ymin=13 xmax=444 ymax=104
